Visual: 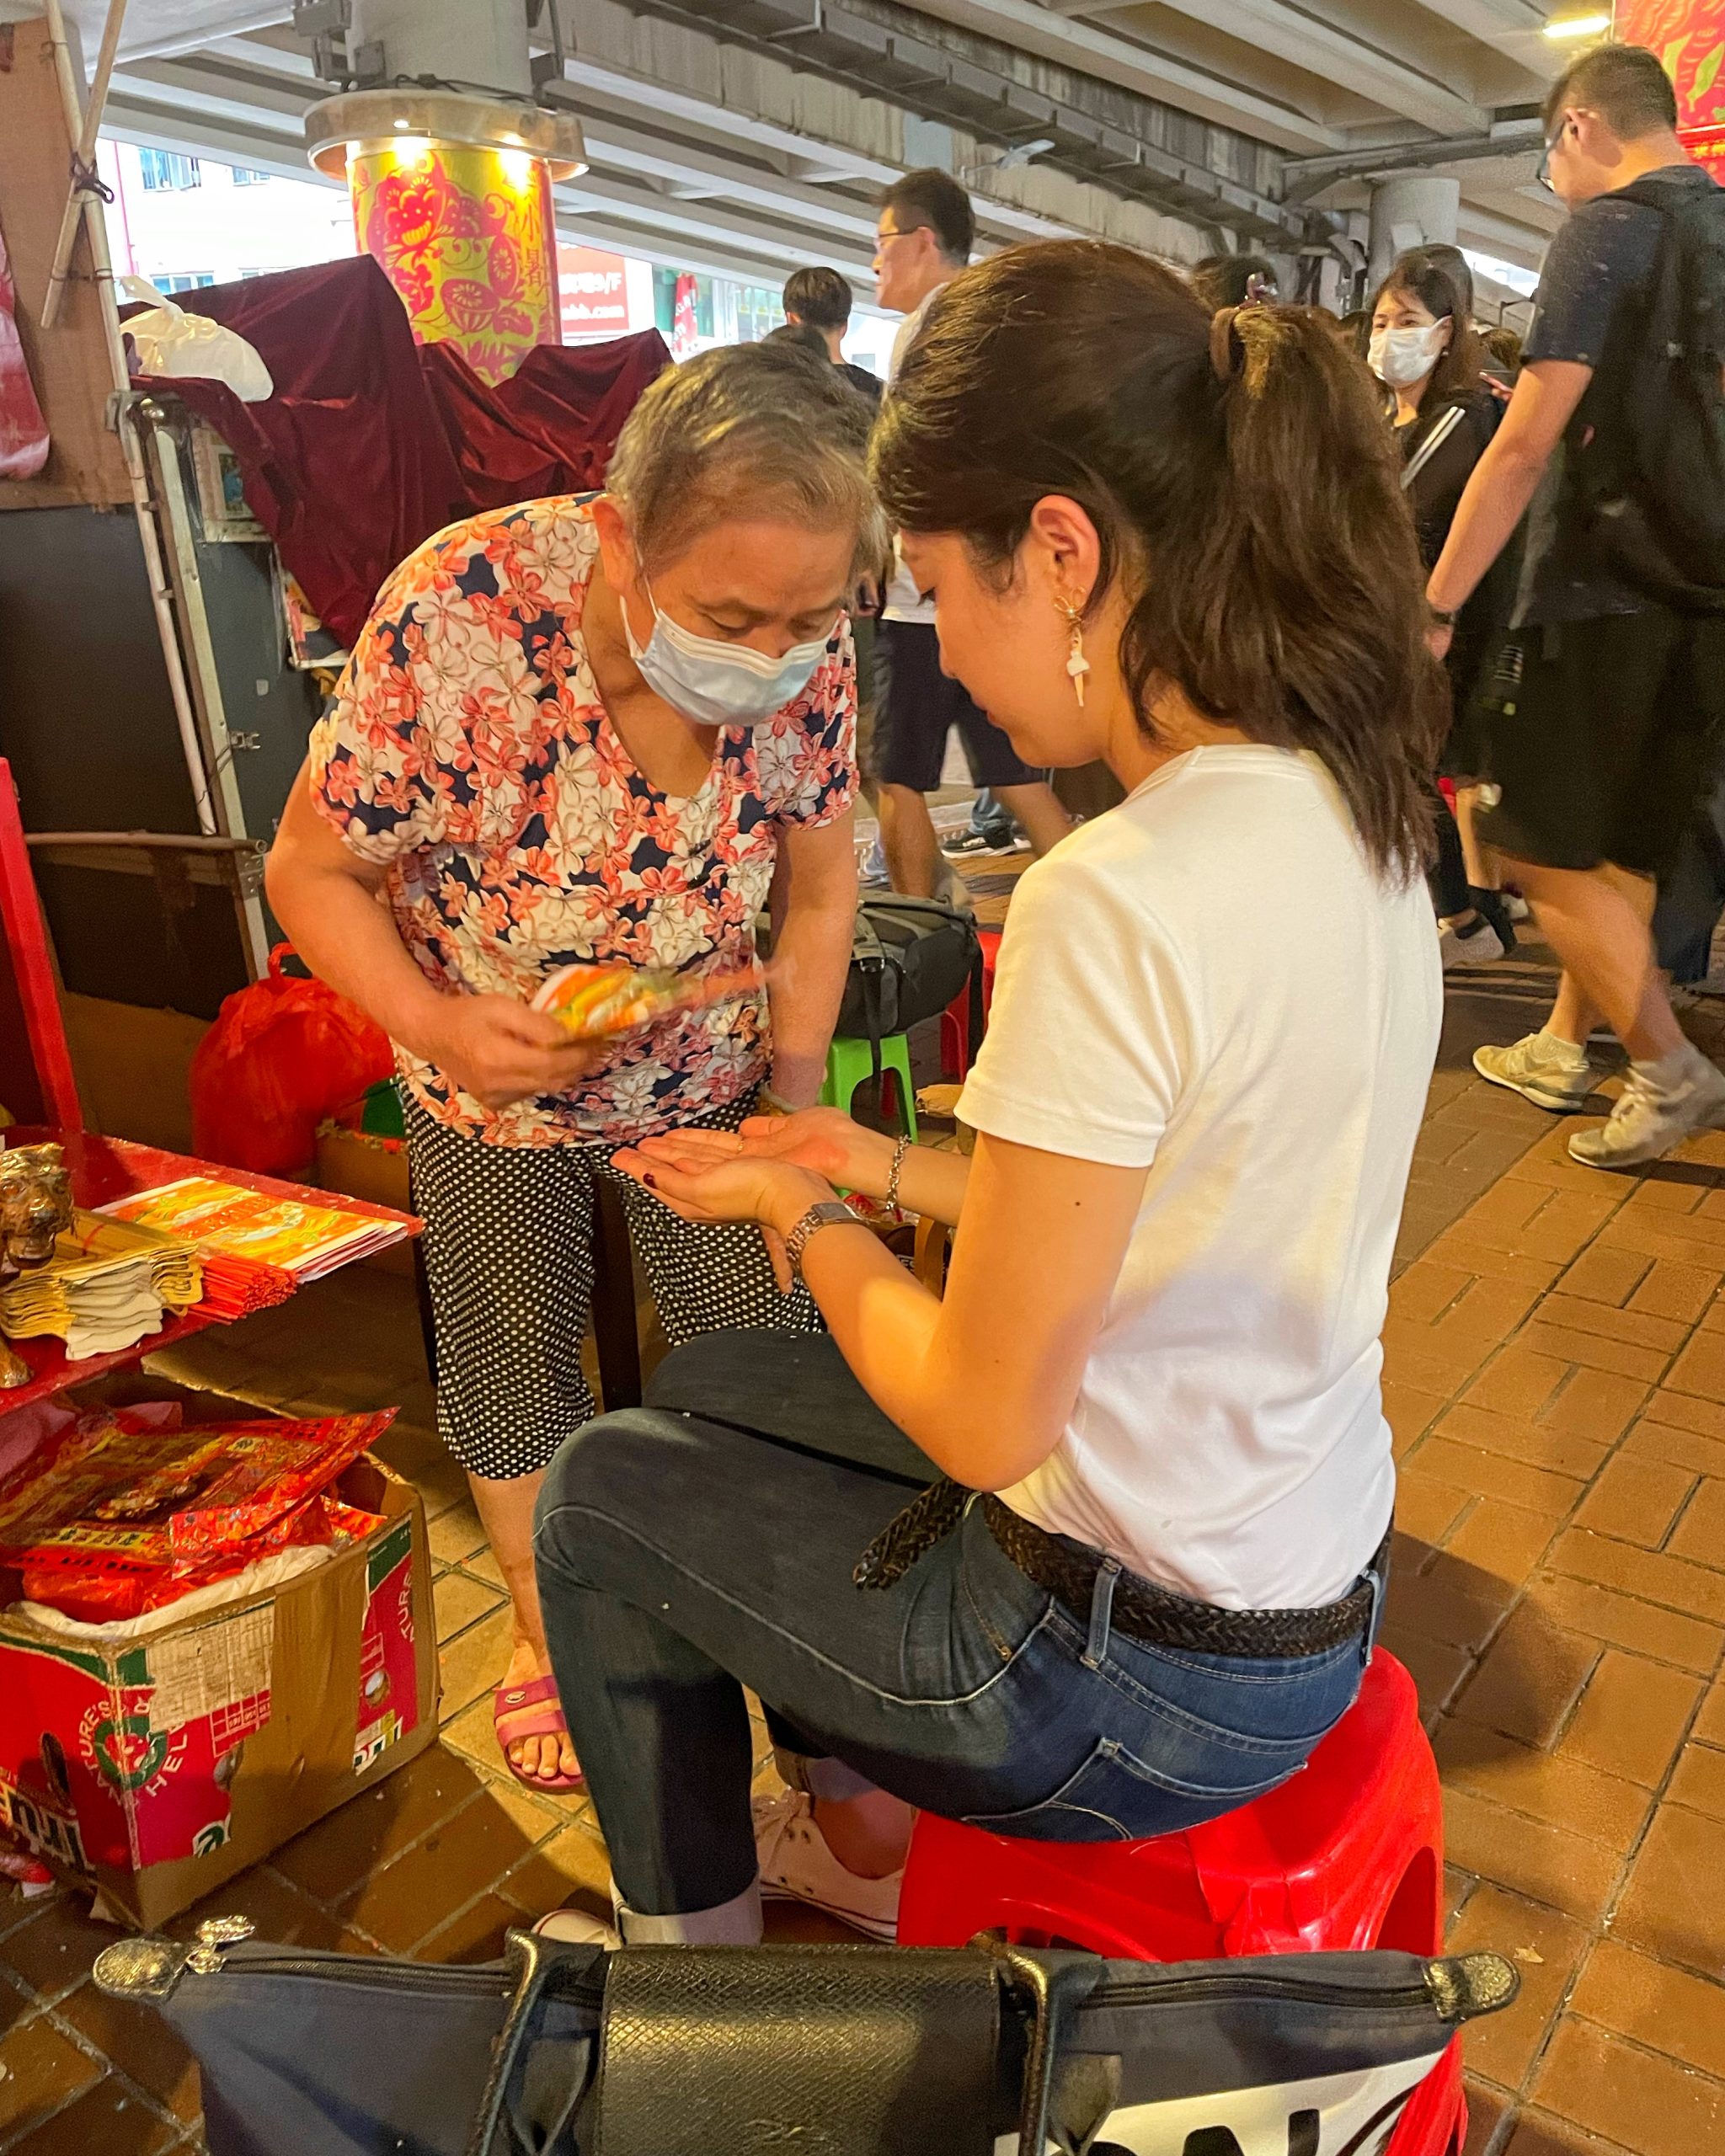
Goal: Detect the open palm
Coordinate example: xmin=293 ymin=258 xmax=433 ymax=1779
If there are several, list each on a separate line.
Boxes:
xmin=734 ymin=1109 xmax=893 ymax=1193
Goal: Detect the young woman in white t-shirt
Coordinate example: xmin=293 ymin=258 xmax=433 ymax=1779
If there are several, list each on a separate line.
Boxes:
xmin=532 ymin=240 xmax=1445 ymax=1948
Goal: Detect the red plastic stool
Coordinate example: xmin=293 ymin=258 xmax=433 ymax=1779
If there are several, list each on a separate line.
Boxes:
xmin=898 ymin=1651 xmax=1463 ymax=2153
xmin=938 ymin=927 xmax=1003 ymax=1081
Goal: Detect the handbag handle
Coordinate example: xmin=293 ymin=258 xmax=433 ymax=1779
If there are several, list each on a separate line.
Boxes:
xmin=986 ymin=1942 xmax=1105 ymax=2155
xmin=464 ymin=1929 xmax=606 ymax=2156
xmin=463 ymin=1935 xmax=1103 ymax=2156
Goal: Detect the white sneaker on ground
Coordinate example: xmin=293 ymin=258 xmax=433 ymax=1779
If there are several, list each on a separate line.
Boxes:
xmin=1567 ymin=1047 xmax=1725 ymax=1169
xmin=752 ymin=1790 xmax=901 ymax=1942
xmin=1473 ymin=1033 xmax=1594 ymax=1113
xmin=1502 ymin=892 xmax=1530 ymax=924
xmin=533 ymin=1906 xmax=620 ymax=1949
xmin=1439 ymin=918 xmax=1506 ymax=971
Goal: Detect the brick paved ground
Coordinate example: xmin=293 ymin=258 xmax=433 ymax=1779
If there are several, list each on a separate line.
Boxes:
xmin=3 ymin=928 xmax=1724 ymax=2153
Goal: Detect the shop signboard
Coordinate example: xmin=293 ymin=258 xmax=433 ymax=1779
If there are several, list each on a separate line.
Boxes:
xmin=1615 ymin=0 xmax=1725 ymax=176
xmin=558 ymin=245 xmax=630 ymax=340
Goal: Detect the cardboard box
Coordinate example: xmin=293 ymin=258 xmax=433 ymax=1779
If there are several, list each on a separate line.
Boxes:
xmin=0 ymin=1449 xmax=437 ymax=1928
xmin=312 ymin=1125 xmax=414 ymax=1278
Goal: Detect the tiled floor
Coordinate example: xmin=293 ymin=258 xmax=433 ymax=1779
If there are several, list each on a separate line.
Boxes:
xmin=4 ymin=920 xmax=1725 ymax=2153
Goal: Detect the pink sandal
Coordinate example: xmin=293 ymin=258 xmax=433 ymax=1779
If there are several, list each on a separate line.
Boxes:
xmin=494 ymin=1673 xmax=585 ymax=1792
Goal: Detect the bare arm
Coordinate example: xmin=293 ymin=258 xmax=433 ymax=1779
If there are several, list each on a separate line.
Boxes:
xmin=765 ymin=810 xmax=857 ymax=1108
xmin=265 ymin=760 xmax=604 ymax=1108
xmin=1426 ymin=360 xmax=1592 ymax=615
xmin=621 ymin=1134 xmax=1143 ymax=1488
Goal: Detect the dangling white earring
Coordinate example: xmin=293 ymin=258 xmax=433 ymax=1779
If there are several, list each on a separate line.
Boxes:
xmin=1060 ymin=600 xmax=1091 ymax=707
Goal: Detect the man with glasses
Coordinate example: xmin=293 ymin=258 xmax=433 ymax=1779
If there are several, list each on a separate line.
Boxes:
xmin=871 ymin=170 xmax=1072 ymax=898
xmin=1428 ymin=43 xmax=1725 ymax=1166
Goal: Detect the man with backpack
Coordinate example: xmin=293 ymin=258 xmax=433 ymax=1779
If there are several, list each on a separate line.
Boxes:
xmin=1427 ymin=43 xmax=1725 ymax=1166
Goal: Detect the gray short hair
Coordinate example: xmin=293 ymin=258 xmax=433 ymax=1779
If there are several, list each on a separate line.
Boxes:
xmin=606 ymin=342 xmax=885 ymax=574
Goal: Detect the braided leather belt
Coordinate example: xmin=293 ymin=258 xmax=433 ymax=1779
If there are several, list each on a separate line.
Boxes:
xmin=855 ymin=1478 xmax=1387 ymax=1661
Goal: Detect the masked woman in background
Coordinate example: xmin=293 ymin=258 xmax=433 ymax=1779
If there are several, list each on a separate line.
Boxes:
xmin=1369 ymin=248 xmax=1520 ymax=968
xmin=265 ymin=343 xmax=872 ymax=1791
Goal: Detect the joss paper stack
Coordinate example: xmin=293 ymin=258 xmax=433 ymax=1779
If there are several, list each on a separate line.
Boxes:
xmin=100 ymin=1176 xmax=404 ymax=1283
xmin=0 ymin=1214 xmax=202 ymax=1360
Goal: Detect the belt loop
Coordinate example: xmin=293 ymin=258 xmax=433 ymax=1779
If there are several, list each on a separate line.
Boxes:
xmin=1082 ymin=1560 xmax=1120 ymax=1670
xmin=1361 ymin=1564 xmax=1386 ymax=1669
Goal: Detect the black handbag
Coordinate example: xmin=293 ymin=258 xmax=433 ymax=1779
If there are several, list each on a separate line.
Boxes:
xmin=836 ymin=895 xmax=983 ymax=1082
xmin=93 ymin=1923 xmax=1517 ymax=2156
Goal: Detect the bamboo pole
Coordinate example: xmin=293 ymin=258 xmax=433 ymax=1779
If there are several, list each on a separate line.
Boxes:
xmin=40 ymin=0 xmax=130 ymax=332
xmin=38 ymin=0 xmax=219 ymax=838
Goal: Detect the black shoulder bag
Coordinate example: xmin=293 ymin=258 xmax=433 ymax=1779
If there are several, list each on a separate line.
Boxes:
xmin=94 ymin=1923 xmax=1517 ymax=2156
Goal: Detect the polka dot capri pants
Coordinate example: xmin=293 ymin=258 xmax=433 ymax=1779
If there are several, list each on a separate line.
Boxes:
xmin=404 ymin=1091 xmax=819 ymax=1481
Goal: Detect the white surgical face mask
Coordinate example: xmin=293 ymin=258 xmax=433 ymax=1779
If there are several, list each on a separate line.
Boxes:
xmin=622 ymin=577 xmax=830 ymax=728
xmin=1368 ymin=321 xmax=1449 ymax=389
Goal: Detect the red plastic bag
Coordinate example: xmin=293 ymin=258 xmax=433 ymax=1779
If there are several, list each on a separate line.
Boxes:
xmin=189 ymin=946 xmax=393 ymax=1174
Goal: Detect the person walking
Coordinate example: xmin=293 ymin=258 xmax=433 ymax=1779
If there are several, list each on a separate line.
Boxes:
xmin=781 ymin=265 xmax=882 ymax=404
xmin=870 ymin=168 xmax=1072 ymax=896
xmin=1427 ymin=43 xmax=1725 ymax=1166
xmin=1368 ymin=248 xmax=1518 ymax=968
xmin=265 ymin=344 xmax=874 ymax=1790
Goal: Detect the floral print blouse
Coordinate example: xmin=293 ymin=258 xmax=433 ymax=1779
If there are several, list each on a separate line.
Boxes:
xmin=309 ymin=495 xmax=856 ymax=1146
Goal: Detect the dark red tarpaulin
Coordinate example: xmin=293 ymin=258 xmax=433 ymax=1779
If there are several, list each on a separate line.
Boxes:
xmin=130 ymin=254 xmax=669 ymax=648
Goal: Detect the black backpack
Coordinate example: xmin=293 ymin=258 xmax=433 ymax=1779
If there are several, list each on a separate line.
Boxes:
xmin=836 ymin=895 xmax=982 ymax=1069
xmin=1572 ymin=170 xmax=1725 ymax=608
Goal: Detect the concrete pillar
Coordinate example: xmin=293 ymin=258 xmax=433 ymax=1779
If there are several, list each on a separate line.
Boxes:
xmin=303 ymin=0 xmax=584 ymax=382
xmin=1367 ymin=175 xmax=1460 ymax=291
xmin=350 ymin=0 xmax=533 ymax=96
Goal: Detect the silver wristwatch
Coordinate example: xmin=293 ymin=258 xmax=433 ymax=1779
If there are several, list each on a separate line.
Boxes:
xmin=782 ymin=1198 xmax=858 ymax=1283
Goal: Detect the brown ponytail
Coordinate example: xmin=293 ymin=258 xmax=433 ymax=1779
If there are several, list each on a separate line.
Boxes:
xmin=872 ymin=241 xmax=1444 ymax=878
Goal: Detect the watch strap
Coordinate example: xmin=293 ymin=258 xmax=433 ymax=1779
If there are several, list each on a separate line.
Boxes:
xmin=783 ymin=1199 xmax=858 ymax=1281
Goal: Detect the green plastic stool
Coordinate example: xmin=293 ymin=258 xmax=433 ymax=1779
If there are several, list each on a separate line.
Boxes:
xmin=821 ymin=1034 xmax=918 ymax=1139
xmin=359 ymin=1077 xmax=406 ymax=1139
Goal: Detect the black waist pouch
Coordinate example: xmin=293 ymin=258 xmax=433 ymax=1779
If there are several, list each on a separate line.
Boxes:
xmin=95 ymin=1926 xmax=1516 ymax=2156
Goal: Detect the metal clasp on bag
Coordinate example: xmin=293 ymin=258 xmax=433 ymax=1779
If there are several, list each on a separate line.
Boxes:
xmin=93 ymin=1914 xmax=255 ymax=2000
xmin=185 ymin=1913 xmax=256 ymax=1972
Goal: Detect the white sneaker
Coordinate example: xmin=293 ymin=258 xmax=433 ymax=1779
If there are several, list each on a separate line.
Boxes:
xmin=1439 ymin=918 xmax=1505 ymax=971
xmin=1502 ymin=892 xmax=1530 ymax=924
xmin=751 ymin=1790 xmax=901 ymax=1942
xmin=533 ymin=1906 xmax=620 ymax=1949
xmin=1568 ymin=1048 xmax=1725 ymax=1169
xmin=1473 ymin=1033 xmax=1594 ymax=1113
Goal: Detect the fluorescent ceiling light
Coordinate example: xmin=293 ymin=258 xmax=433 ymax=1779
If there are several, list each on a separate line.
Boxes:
xmin=1542 ymin=12 xmax=1611 ymax=37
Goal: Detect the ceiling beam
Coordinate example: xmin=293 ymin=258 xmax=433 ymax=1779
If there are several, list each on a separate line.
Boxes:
xmin=99 ymin=95 xmax=880 ymax=296
xmin=1282 ymin=116 xmax=1541 ymax=198
xmin=885 ymin=0 xmax=1341 ymax=151
xmin=115 ymin=49 xmax=891 ymax=256
xmin=1064 ymin=0 xmax=1486 ymax=137
xmin=218 ymin=29 xmax=1080 ymax=244
xmin=1391 ymin=0 xmax=1557 ymax=77
xmin=553 ymin=169 xmax=875 ymax=280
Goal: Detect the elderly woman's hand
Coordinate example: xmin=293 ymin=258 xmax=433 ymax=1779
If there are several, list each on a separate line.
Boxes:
xmin=733 ymin=1109 xmax=899 ymax=1201
xmin=426 ymin=995 xmax=610 ymax=1110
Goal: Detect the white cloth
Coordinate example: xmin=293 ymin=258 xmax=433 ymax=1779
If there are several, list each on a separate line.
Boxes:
xmin=957 ymin=747 xmax=1440 ymax=1609
xmin=882 ymin=286 xmax=946 ymax=625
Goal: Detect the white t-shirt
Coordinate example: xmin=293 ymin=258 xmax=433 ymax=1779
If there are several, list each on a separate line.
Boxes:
xmin=882 ymin=286 xmax=946 ymax=625
xmin=957 ymin=746 xmax=1440 ymax=1609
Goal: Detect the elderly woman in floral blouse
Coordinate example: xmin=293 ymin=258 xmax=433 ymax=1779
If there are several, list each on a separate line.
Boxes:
xmin=268 ymin=343 xmax=873 ymax=1789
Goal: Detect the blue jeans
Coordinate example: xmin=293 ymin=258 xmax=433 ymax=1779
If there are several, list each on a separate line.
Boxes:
xmin=533 ymin=1334 xmax=1384 ymax=1917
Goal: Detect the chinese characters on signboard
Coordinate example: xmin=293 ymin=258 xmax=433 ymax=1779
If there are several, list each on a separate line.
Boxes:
xmin=558 ymin=245 xmax=652 ymax=341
